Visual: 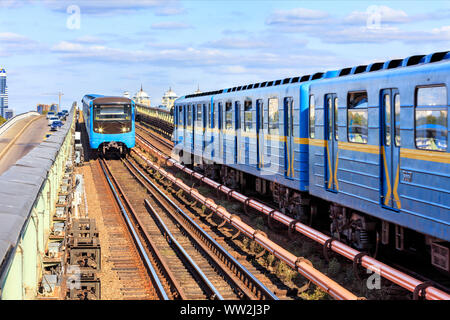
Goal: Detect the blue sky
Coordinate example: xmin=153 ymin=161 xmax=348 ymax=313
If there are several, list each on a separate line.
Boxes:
xmin=0 ymin=0 xmax=449 ymax=114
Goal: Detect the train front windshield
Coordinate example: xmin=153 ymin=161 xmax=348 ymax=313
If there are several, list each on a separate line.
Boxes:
xmin=93 ymin=104 xmax=132 ymax=134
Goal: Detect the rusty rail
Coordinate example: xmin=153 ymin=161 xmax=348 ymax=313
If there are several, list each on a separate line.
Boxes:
xmin=124 ymin=157 xmax=279 ymax=300
xmin=132 ymin=147 xmax=360 ymax=300
xmin=136 ymin=134 xmax=450 ymax=301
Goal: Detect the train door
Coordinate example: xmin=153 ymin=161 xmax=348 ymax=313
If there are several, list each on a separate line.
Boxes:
xmin=192 ymin=104 xmax=196 ymax=155
xmin=325 ymin=94 xmax=338 ymax=192
xmin=218 ymin=102 xmax=223 ymax=163
xmin=256 ymin=99 xmax=264 ymax=169
xmin=235 ymin=101 xmax=241 ymax=164
xmin=284 ymin=97 xmax=294 ymax=178
xmin=380 ymin=89 xmax=401 ymax=210
xmin=184 ymin=104 xmax=189 ymax=152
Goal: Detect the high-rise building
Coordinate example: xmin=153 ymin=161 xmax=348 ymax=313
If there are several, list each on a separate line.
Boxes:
xmin=4 ymin=109 xmax=14 ymax=120
xmin=37 ymin=104 xmax=51 ymax=114
xmin=0 ymin=68 xmax=7 ymax=118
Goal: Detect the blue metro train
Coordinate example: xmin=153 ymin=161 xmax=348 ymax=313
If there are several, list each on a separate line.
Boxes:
xmin=172 ymin=51 xmax=450 ymax=271
xmin=82 ymin=94 xmax=135 ymax=154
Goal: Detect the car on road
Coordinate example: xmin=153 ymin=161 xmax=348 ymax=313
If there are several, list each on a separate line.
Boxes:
xmin=46 ymin=111 xmax=55 ymax=120
xmin=57 ymin=112 xmax=66 ymax=120
xmin=52 ymin=120 xmax=63 ymax=128
xmin=48 ymin=116 xmax=58 ymax=126
xmin=50 ymin=124 xmax=58 ymax=131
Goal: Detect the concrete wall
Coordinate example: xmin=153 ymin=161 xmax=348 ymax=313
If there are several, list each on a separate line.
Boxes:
xmin=0 ymin=107 xmax=75 ymax=299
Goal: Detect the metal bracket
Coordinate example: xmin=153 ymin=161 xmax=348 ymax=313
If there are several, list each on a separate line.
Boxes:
xmin=288 ymin=220 xmax=299 ymax=240
xmin=323 ymin=238 xmax=334 ymax=262
xmin=413 ymin=281 xmax=433 ymax=300
xmin=353 ymin=252 xmax=368 ymax=281
xmin=267 ymin=209 xmax=277 ymax=230
xmin=244 ymin=198 xmax=252 ymax=215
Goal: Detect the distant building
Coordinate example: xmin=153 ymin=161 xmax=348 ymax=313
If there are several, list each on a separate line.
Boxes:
xmin=161 ymin=87 xmax=178 ymax=110
xmin=0 ymin=68 xmax=8 ymax=118
xmin=133 ymin=85 xmax=150 ymax=107
xmin=37 ymin=104 xmax=51 ymax=114
xmin=123 ymin=91 xmax=130 ymax=99
xmin=50 ymin=104 xmax=58 ymax=112
xmin=194 ymin=85 xmax=202 ymax=94
xmin=4 ymin=109 xmax=14 ymax=120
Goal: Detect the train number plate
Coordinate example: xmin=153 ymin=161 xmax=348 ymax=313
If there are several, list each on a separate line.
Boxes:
xmin=402 ymin=170 xmax=413 ymax=182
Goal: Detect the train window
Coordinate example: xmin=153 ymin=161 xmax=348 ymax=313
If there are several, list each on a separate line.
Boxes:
xmin=395 ymin=94 xmax=401 ymax=146
xmin=187 ymin=105 xmax=192 ymax=126
xmin=384 ymin=94 xmax=391 ymax=146
xmin=268 ymin=98 xmax=279 ymax=135
xmin=205 ymin=104 xmax=210 ymax=128
xmin=256 ymin=99 xmax=264 ymax=131
xmin=334 ymin=97 xmax=339 ymax=140
xmin=178 ymin=106 xmax=183 ymax=125
xmin=327 ymin=97 xmax=332 ymax=141
xmin=217 ymin=102 xmax=222 ymax=129
xmin=244 ymin=100 xmax=252 ymax=131
xmin=284 ymin=97 xmax=294 ymax=136
xmin=197 ymin=104 xmax=202 ymax=127
xmin=417 ymin=86 xmax=447 ymax=106
xmin=211 ymin=103 xmax=214 ymax=128
xmin=415 ymin=86 xmax=447 ymax=151
xmin=225 ymin=102 xmax=233 ymax=130
xmin=347 ymin=91 xmax=368 ymax=144
xmin=309 ymin=95 xmax=315 ymax=138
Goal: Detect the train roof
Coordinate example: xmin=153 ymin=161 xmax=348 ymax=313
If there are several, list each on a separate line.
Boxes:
xmin=83 ymin=94 xmax=132 ymax=105
xmin=178 ymin=50 xmax=449 ymax=101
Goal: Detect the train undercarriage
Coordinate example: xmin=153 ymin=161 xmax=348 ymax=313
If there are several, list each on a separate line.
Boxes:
xmin=98 ymin=142 xmax=129 ymax=156
xmin=187 ymin=158 xmax=449 ymax=274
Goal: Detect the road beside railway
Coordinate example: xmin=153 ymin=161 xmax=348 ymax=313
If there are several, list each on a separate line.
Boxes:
xmin=0 ymin=115 xmax=48 ymax=175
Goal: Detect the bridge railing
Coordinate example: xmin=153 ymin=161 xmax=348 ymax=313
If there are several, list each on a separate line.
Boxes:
xmin=0 ymin=111 xmax=40 ymax=136
xmin=0 ymin=107 xmax=76 ymax=300
xmin=136 ymin=104 xmax=174 ymax=139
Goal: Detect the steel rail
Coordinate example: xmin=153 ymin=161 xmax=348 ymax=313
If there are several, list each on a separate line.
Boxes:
xmin=132 ymin=147 xmax=360 ymax=300
xmin=104 ymin=156 xmax=226 ymax=300
xmin=144 ymin=199 xmax=224 ymax=300
xmin=136 ymin=123 xmax=173 ymax=149
xmin=125 ymin=158 xmax=279 ymax=300
xmin=136 ymin=134 xmax=450 ymax=301
xmin=98 ymin=158 xmax=170 ymax=300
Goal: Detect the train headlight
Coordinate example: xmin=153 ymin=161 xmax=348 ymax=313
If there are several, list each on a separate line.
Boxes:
xmin=122 ymin=127 xmax=128 ymax=132
xmin=98 ymin=127 xmax=103 ymax=133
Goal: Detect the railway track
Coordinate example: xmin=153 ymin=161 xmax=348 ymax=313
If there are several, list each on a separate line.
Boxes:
xmin=134 ymin=124 xmax=450 ymax=300
xmin=101 ymin=156 xmax=279 ymax=300
xmin=90 ymin=160 xmax=157 ymax=299
xmin=136 ymin=123 xmax=173 ymax=152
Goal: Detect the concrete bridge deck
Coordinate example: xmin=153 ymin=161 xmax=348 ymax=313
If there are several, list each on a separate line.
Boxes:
xmin=0 ymin=115 xmax=50 ymax=175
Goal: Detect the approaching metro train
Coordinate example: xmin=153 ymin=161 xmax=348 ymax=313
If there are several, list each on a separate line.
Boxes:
xmin=82 ymin=94 xmax=135 ymax=154
xmin=172 ymin=51 xmax=450 ymax=271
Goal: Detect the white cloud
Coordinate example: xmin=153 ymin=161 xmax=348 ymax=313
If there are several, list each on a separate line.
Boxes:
xmin=344 ymin=6 xmax=410 ymax=25
xmin=204 ymin=37 xmax=270 ymax=50
xmin=151 ymin=22 xmax=192 ymax=30
xmin=266 ymin=8 xmax=331 ymax=26
xmin=0 ymin=32 xmax=41 ymax=56
xmin=40 ymin=0 xmax=185 ymax=15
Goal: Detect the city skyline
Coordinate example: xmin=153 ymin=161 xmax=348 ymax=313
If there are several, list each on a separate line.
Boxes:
xmin=0 ymin=1 xmax=450 ymax=114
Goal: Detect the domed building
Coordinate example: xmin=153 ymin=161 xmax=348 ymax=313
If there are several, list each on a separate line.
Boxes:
xmin=161 ymin=87 xmax=178 ymax=110
xmin=133 ymin=85 xmax=150 ymax=107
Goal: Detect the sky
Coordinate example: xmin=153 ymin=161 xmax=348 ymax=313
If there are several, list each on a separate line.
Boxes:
xmin=0 ymin=0 xmax=449 ymax=114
